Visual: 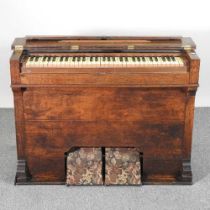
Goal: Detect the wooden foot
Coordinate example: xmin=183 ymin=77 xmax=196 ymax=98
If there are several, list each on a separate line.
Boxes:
xmin=15 ymin=160 xmax=31 ymax=184
xmin=181 ymin=159 xmax=192 ymax=184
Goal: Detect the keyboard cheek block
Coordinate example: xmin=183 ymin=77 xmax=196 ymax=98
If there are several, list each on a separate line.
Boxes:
xmin=10 ymin=36 xmax=200 ymax=185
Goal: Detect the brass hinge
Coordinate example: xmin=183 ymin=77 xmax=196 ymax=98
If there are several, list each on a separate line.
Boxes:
xmin=184 ymin=45 xmax=192 ymax=51
xmin=70 ymin=45 xmax=79 ymax=50
xmin=127 ymin=45 xmax=135 ymax=50
xmin=14 ymin=45 xmax=24 ymax=52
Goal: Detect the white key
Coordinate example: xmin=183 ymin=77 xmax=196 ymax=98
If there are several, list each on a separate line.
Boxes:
xmin=101 ymin=57 xmax=106 ymax=68
xmin=73 ymin=57 xmax=78 ymax=68
xmin=62 ymin=57 xmax=67 ymax=67
xmin=120 ymin=57 xmax=126 ymax=67
xmin=104 ymin=57 xmax=109 ymax=67
xmin=26 ymin=57 xmax=33 ymax=67
xmin=67 ymin=57 xmax=74 ymax=68
xmin=59 ymin=57 xmax=65 ymax=67
xmin=148 ymin=57 xmax=155 ymax=66
xmin=54 ymin=57 xmax=60 ymax=67
xmin=171 ymin=57 xmax=176 ymax=65
xmin=80 ymin=57 xmax=87 ymax=68
xmin=168 ymin=57 xmax=174 ymax=65
xmin=135 ymin=57 xmax=140 ymax=66
xmin=156 ymin=57 xmax=162 ymax=66
xmin=104 ymin=57 xmax=110 ymax=67
xmin=95 ymin=57 xmax=101 ymax=67
xmin=136 ymin=57 xmax=142 ymax=67
xmin=85 ymin=57 xmax=91 ymax=67
xmin=42 ymin=57 xmax=49 ymax=67
xmin=31 ymin=57 xmax=37 ymax=67
xmin=107 ymin=57 xmax=112 ymax=67
xmin=115 ymin=57 xmax=122 ymax=67
xmin=77 ymin=57 xmax=82 ymax=68
xmin=37 ymin=57 xmax=42 ymax=67
xmin=126 ymin=57 xmax=132 ymax=67
xmin=145 ymin=57 xmax=150 ymax=65
xmin=173 ymin=57 xmax=179 ymax=66
xmin=177 ymin=57 xmax=184 ymax=66
xmin=47 ymin=57 xmax=53 ymax=67
xmin=131 ymin=57 xmax=137 ymax=67
xmin=90 ymin=57 xmax=95 ymax=67
xmin=138 ymin=57 xmax=144 ymax=66
xmin=51 ymin=57 xmax=57 ymax=67
xmin=152 ymin=57 xmax=158 ymax=66
xmin=33 ymin=57 xmax=41 ymax=67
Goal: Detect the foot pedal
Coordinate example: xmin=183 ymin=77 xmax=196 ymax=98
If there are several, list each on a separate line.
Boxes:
xmin=105 ymin=148 xmax=141 ymax=185
xmin=66 ymin=148 xmax=103 ymax=185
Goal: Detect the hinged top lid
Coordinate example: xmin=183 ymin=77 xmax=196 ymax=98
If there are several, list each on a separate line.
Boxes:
xmin=12 ymin=36 xmax=196 ymax=53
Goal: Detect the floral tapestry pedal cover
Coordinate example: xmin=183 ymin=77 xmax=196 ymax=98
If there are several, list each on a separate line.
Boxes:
xmin=105 ymin=148 xmax=141 ymax=185
xmin=66 ymin=148 xmax=103 ymax=185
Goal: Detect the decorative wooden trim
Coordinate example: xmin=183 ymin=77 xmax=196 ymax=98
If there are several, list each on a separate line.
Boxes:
xmin=186 ymin=51 xmax=200 ymax=84
xmin=181 ymin=159 xmax=192 ymax=183
xmin=12 ymin=87 xmax=26 ymax=159
xmin=186 ymin=87 xmax=197 ymax=96
xmin=183 ymin=87 xmax=197 ymax=160
xmin=15 ymin=160 xmax=31 ymax=184
xmin=10 ymin=52 xmax=22 ymax=84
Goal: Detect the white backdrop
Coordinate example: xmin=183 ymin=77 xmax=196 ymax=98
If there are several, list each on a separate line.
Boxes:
xmin=0 ymin=0 xmax=209 ymax=107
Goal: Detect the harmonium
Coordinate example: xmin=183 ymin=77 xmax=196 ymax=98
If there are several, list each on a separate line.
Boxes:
xmin=10 ymin=36 xmax=200 ymax=185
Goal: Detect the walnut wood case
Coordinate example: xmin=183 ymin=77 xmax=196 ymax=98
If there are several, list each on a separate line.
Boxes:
xmin=10 ymin=36 xmax=200 ymax=185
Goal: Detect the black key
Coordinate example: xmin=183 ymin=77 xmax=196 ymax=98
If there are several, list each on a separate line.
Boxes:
xmin=108 ymin=57 xmax=111 ymax=62
xmin=96 ymin=57 xmax=98 ymax=62
xmin=82 ymin=57 xmax=85 ymax=61
xmin=73 ymin=57 xmax=76 ymax=62
xmin=120 ymin=57 xmax=123 ymax=62
xmin=47 ymin=57 xmax=51 ymax=62
xmin=65 ymin=57 xmax=68 ymax=61
xmin=113 ymin=57 xmax=116 ymax=61
xmin=35 ymin=57 xmax=39 ymax=62
xmin=125 ymin=57 xmax=128 ymax=62
xmin=166 ymin=57 xmax=170 ymax=61
xmin=149 ymin=57 xmax=153 ymax=62
xmin=60 ymin=57 xmax=64 ymax=62
xmin=90 ymin=57 xmax=93 ymax=62
xmin=162 ymin=57 xmax=166 ymax=62
xmin=171 ymin=57 xmax=175 ymax=61
xmin=132 ymin=57 xmax=135 ymax=62
xmin=142 ymin=57 xmax=145 ymax=62
xmin=77 ymin=57 xmax=80 ymax=62
xmin=103 ymin=57 xmax=106 ymax=62
xmin=155 ymin=57 xmax=158 ymax=62
xmin=137 ymin=57 xmax=140 ymax=61
xmin=52 ymin=57 xmax=56 ymax=62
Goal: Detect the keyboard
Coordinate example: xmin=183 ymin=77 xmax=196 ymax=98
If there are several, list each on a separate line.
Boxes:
xmin=25 ymin=56 xmax=184 ymax=68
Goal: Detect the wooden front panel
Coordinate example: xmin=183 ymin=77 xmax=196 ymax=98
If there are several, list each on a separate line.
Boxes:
xmin=21 ymin=87 xmax=186 ymax=182
xmin=24 ymin=120 xmax=184 ymax=182
xmin=25 ymin=121 xmax=183 ymax=158
xmin=23 ymin=87 xmax=185 ymax=121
